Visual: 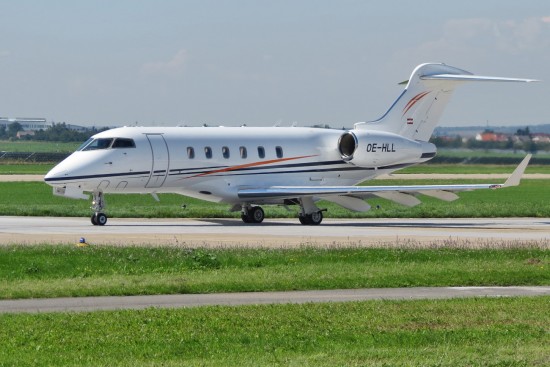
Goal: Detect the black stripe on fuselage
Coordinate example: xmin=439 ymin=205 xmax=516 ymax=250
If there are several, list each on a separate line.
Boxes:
xmin=44 ymin=170 xmax=151 ymax=182
xmin=44 ymin=160 xmax=413 ymax=183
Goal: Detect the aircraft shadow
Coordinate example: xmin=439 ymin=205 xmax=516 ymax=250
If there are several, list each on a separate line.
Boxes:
xmin=106 ymin=218 xmax=534 ymax=230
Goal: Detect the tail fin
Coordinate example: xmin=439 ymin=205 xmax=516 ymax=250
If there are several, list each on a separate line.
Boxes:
xmin=357 ymin=63 xmax=537 ymax=141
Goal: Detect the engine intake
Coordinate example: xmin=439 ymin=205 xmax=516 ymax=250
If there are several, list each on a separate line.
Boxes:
xmin=338 ymin=130 xmax=435 ymax=168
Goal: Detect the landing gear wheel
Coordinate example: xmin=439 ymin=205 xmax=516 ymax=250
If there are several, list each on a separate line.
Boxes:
xmin=92 ymin=213 xmax=108 ymax=226
xmin=249 ymin=206 xmax=265 ymax=223
xmin=241 ymin=213 xmax=252 ymax=223
xmin=299 ymin=211 xmax=323 ymax=225
xmin=308 ymin=211 xmax=323 ymax=225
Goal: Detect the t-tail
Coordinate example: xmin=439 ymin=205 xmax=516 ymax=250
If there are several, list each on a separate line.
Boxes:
xmin=356 ymin=63 xmax=538 ymax=142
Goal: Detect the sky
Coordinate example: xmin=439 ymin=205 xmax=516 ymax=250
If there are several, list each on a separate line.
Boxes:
xmin=0 ymin=0 xmax=549 ymax=128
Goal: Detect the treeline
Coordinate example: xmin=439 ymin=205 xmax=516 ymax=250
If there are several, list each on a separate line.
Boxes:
xmin=430 ymin=136 xmax=542 ymax=152
xmin=0 ymin=122 xmax=107 ymax=142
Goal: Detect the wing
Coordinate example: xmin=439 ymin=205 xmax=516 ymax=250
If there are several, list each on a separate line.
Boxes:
xmin=238 ymin=155 xmax=531 ymax=210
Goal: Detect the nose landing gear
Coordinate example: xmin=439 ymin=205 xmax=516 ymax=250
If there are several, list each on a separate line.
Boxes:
xmin=91 ymin=191 xmax=108 ymax=226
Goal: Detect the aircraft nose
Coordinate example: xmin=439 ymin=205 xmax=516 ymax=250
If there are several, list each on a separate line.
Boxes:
xmin=44 ymin=165 xmax=68 ymax=185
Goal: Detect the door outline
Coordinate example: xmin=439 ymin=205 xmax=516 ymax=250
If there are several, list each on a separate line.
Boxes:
xmin=145 ymin=134 xmax=169 ymax=188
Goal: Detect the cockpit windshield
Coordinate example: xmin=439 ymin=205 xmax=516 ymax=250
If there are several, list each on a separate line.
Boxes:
xmin=79 ymin=138 xmax=114 ymax=151
xmin=77 ymin=138 xmax=136 ymax=151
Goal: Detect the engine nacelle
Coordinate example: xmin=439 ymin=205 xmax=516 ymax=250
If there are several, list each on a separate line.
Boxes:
xmin=338 ymin=130 xmax=435 ymax=168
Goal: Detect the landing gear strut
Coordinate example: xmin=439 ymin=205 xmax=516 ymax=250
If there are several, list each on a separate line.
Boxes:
xmin=91 ymin=191 xmax=107 ymax=226
xmin=241 ymin=205 xmax=265 ymax=224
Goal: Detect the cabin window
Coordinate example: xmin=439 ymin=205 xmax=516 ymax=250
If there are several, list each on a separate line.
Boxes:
xmin=222 ymin=146 xmax=230 ymax=159
xmin=239 ymin=146 xmax=247 ymax=159
xmin=276 ymin=146 xmax=283 ymax=158
xmin=81 ymin=138 xmax=114 ymax=151
xmin=187 ymin=147 xmax=195 ymax=159
xmin=204 ymin=146 xmax=212 ymax=159
xmin=257 ymin=146 xmax=265 ymax=159
xmin=112 ymin=138 xmax=136 ymax=148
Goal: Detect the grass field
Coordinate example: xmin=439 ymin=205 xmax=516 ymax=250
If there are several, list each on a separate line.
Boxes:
xmin=0 ymin=245 xmax=548 ymax=365
xmin=0 ymin=178 xmax=549 ymax=218
xmin=0 ymin=296 xmax=548 ymax=366
xmin=0 ymin=140 xmax=79 ymax=153
xmin=0 ymin=246 xmax=547 ymax=299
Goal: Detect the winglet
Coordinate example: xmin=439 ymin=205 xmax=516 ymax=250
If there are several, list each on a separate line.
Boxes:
xmin=503 ymin=154 xmax=532 ymax=187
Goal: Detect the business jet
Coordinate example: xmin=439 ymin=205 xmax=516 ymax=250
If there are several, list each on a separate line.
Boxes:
xmin=44 ymin=63 xmax=536 ymax=226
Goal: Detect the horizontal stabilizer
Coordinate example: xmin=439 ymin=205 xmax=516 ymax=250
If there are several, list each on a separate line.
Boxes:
xmin=421 ymin=74 xmax=539 ymax=83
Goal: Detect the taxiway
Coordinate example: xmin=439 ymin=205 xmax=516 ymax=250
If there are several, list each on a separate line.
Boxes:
xmin=0 ymin=216 xmax=548 ymax=247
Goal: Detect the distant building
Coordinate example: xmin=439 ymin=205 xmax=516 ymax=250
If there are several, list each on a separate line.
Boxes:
xmin=0 ymin=118 xmax=90 ymax=132
xmin=475 ymin=131 xmax=509 ymax=142
xmin=531 ymin=133 xmax=550 ymax=143
xmin=0 ymin=118 xmax=51 ymax=131
xmin=16 ymin=131 xmax=35 ymax=138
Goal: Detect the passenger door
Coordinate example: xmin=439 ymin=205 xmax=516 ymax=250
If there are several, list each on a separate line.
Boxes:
xmin=145 ymin=134 xmax=169 ymax=188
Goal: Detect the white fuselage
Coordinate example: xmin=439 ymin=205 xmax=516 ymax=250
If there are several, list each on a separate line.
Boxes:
xmin=44 ymin=126 xmax=433 ymax=204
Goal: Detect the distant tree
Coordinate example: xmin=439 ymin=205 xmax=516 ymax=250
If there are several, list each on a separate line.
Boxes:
xmin=516 ymin=127 xmax=531 ymax=136
xmin=32 ymin=122 xmax=100 ymax=142
xmin=0 ymin=125 xmax=6 ymax=139
xmin=7 ymin=122 xmax=23 ymax=138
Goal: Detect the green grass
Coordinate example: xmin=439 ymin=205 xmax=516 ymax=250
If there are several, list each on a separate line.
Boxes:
xmin=0 ymin=162 xmax=54 ymax=174
xmin=1 ymin=179 xmax=549 ymax=218
xmin=0 ymin=297 xmax=548 ymax=366
xmin=0 ymin=140 xmax=79 ymax=153
xmin=0 ymin=246 xmax=547 ymax=299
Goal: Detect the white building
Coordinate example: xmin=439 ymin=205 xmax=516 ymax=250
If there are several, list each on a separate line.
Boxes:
xmin=0 ymin=118 xmax=51 ymax=131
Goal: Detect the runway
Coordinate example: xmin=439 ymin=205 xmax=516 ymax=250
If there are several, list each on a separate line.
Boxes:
xmin=1 ymin=286 xmax=549 ymax=313
xmin=0 ymin=216 xmax=549 ymax=247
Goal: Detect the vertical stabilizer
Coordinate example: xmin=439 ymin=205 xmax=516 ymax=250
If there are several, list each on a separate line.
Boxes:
xmin=357 ymin=63 xmax=536 ymax=142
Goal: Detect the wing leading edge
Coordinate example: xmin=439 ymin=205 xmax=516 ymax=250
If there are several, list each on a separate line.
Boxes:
xmin=238 ymin=155 xmax=532 ymax=210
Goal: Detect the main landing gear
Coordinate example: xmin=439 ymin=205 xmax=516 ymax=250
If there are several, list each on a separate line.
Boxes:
xmin=240 ymin=198 xmax=325 ymax=225
xmin=298 ymin=197 xmax=324 ymax=225
xmin=298 ymin=211 xmax=323 ymax=225
xmin=90 ymin=191 xmax=108 ymax=226
xmin=241 ymin=205 xmax=265 ymax=224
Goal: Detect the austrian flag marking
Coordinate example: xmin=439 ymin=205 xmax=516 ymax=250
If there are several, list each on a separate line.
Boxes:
xmin=407 ymin=118 xmax=414 ymax=125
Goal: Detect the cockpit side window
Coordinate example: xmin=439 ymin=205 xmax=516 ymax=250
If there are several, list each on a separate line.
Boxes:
xmin=81 ymin=138 xmax=114 ymax=151
xmin=77 ymin=138 xmax=94 ymax=151
xmin=112 ymin=138 xmax=136 ymax=148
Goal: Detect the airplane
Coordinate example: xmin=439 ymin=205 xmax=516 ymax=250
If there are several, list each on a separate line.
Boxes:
xmin=44 ymin=63 xmax=536 ymax=226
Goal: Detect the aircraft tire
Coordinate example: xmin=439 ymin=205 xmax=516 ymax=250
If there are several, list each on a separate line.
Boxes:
xmin=308 ymin=211 xmax=323 ymax=225
xmin=300 ymin=211 xmax=323 ymax=225
xmin=250 ymin=206 xmax=264 ymax=223
xmin=91 ymin=214 xmax=98 ymax=225
xmin=241 ymin=213 xmax=252 ymax=223
xmin=94 ymin=213 xmax=108 ymax=226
